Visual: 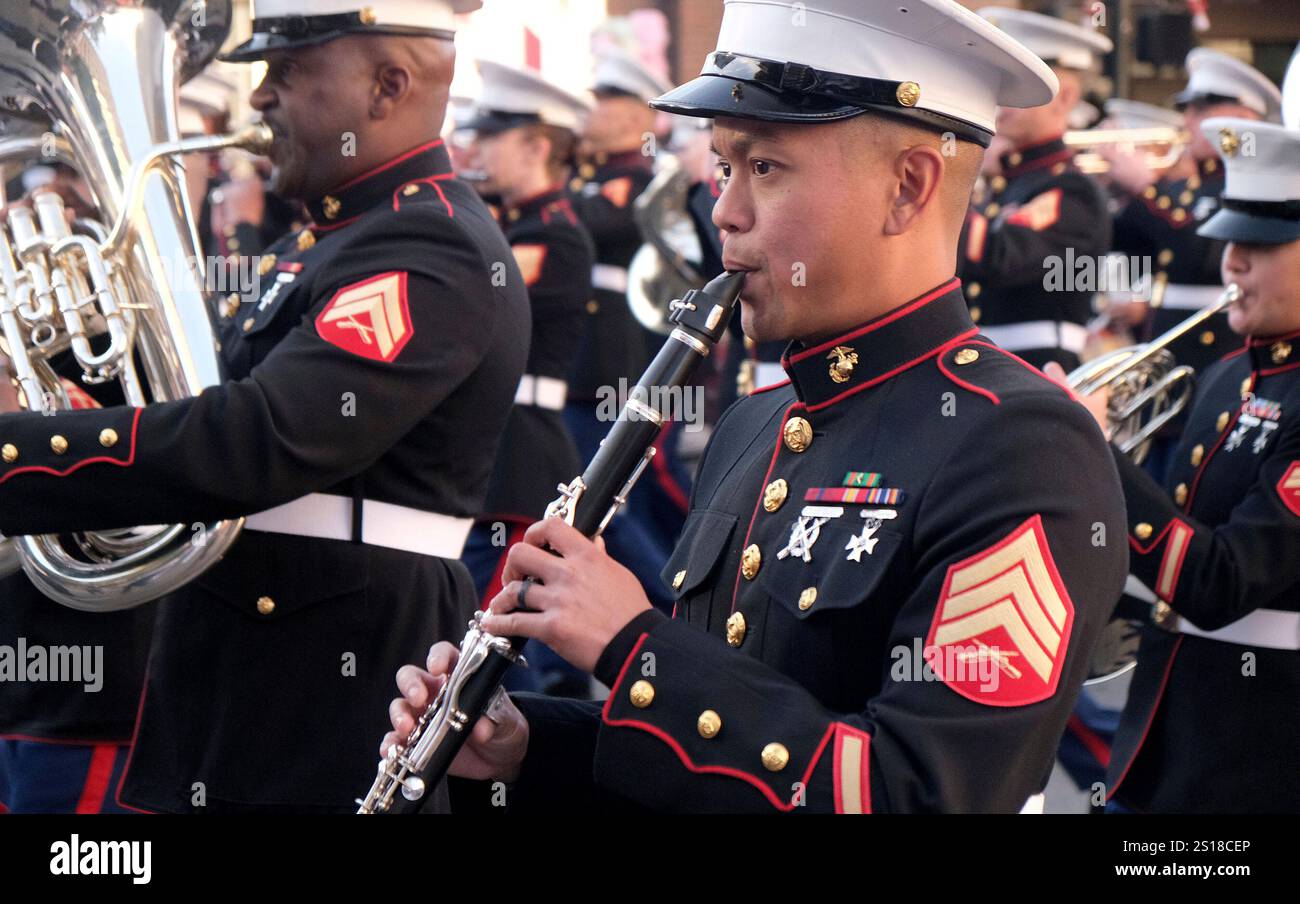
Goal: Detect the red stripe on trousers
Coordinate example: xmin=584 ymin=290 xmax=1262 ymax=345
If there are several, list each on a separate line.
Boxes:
xmin=1066 ymin=713 xmax=1111 ymax=768
xmin=75 ymin=744 xmax=118 ymax=813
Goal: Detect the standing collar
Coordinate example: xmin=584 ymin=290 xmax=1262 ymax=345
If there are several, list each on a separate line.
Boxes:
xmin=503 ymin=184 xmax=568 ymax=223
xmin=1000 ymin=135 xmax=1072 ymax=177
xmin=780 ymin=279 xmax=975 ymax=409
xmin=306 ymin=139 xmax=453 ymax=228
xmin=1247 ymin=324 xmax=1300 ymax=370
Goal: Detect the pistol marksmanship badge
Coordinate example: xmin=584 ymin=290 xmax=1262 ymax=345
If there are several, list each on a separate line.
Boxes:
xmin=827 ymin=345 xmax=858 ymax=383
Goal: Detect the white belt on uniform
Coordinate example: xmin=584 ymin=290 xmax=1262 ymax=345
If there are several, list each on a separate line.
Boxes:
xmin=592 ymin=263 xmax=629 ymax=294
xmin=514 ymin=374 xmax=568 ymax=410
xmin=1126 ymin=575 xmax=1300 ymax=650
xmin=1157 ymin=283 xmax=1224 ymax=311
xmin=245 ymin=493 xmax=473 ymax=559
xmin=980 ymin=320 xmax=1088 ymax=355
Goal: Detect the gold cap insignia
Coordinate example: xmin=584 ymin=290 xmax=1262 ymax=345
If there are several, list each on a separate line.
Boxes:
xmin=896 ymin=81 xmax=921 ymax=108
xmin=322 ymin=195 xmax=342 ymax=219
xmin=827 ymin=345 xmax=858 ymax=384
xmin=1218 ymin=127 xmax=1239 ymax=158
xmin=359 ymin=6 xmax=377 ymax=24
xmin=297 ymin=230 xmax=316 ymax=251
xmin=1272 ymin=341 xmax=1291 ymax=364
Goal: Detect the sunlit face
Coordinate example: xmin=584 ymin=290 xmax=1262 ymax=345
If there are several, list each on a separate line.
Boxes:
xmin=709 ymin=116 xmax=890 ymax=343
xmin=1221 ymin=238 xmax=1300 ymax=337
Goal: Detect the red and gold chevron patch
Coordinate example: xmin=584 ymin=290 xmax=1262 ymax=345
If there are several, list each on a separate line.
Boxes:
xmin=1277 ymin=462 xmax=1300 ymax=517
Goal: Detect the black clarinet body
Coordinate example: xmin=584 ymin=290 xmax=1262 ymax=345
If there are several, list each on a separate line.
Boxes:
xmin=356 ymin=271 xmax=745 ymax=814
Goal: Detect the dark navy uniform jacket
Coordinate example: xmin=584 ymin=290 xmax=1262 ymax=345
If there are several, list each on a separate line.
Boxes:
xmin=959 ymin=137 xmax=1112 ymax=370
xmin=567 ymin=150 xmax=656 ymax=400
xmin=481 ymin=187 xmax=591 ymax=522
xmin=0 ymin=139 xmax=530 ymax=812
xmin=501 ymin=280 xmax=1129 ymax=813
xmin=1112 ymin=155 xmax=1234 ymax=373
xmin=1107 ymin=329 xmax=1300 ymax=813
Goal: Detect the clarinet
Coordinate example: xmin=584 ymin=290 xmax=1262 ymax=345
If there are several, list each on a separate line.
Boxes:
xmin=356 ymin=270 xmax=745 ymax=814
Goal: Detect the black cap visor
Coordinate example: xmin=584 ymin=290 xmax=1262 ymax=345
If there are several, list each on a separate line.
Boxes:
xmin=1198 ymin=205 xmax=1300 ymax=245
xmin=221 ymin=18 xmax=453 ymax=63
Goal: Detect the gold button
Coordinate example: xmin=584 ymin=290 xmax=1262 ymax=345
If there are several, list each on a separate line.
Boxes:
xmin=257 ymin=253 xmax=276 ymax=276
xmin=985 ymin=203 xmax=1001 ymax=217
xmin=672 ymin=569 xmax=686 ymax=590
xmin=1200 ymin=331 xmax=1215 ymax=346
xmin=782 ymin=416 xmax=812 ymax=453
xmin=798 ymin=587 xmax=817 ymax=611
xmin=243 ymin=317 xmax=256 ymax=333
xmin=507 ymin=209 xmax=521 ymax=222
xmin=990 ymin=176 xmax=1007 ymax=193
xmin=1050 ymin=162 xmax=1066 ymax=176
xmin=1205 ymin=159 xmax=1217 ymax=173
xmin=227 ymin=237 xmax=240 ymax=251
xmin=1 ymin=443 xmax=16 ymax=463
xmin=1179 ymin=191 xmax=1193 ymax=206
xmin=359 ymin=5 xmax=377 ymax=24
xmin=1174 ymin=483 xmax=1188 ymax=506
xmin=895 ymin=81 xmax=921 ymax=107
xmin=322 ymin=195 xmax=341 ymax=219
xmin=761 ymin=742 xmax=790 ymax=772
xmin=954 ymin=348 xmax=979 ymax=366
xmin=1216 ymin=411 xmax=1230 ymax=432
xmin=1153 ymin=601 xmax=1177 ymax=629
xmin=1134 ymin=522 xmax=1153 ymax=540
xmin=1272 ymin=341 xmax=1292 ymax=364
xmin=256 ymin=595 xmax=275 ymax=615
xmin=763 ymin=478 xmax=789 ymax=513
xmin=629 ymin=680 xmax=654 ymax=708
xmin=1157 ymin=249 xmax=1174 ymax=266
xmin=966 ymin=281 xmax=981 ymax=299
xmin=1171 ymin=209 xmax=1186 ymax=223
xmin=697 ymin=710 xmax=722 ymax=739
xmin=297 ymin=229 xmax=316 ymax=251
xmin=1241 ymin=377 xmax=1252 ymax=396
xmin=569 ymin=178 xmax=585 ymax=193
xmin=579 ymin=163 xmax=596 ymax=179
xmin=585 ymin=300 xmax=599 ymax=314
xmin=99 ymin=428 xmax=118 ymax=448
xmin=1157 ymin=196 xmax=1171 ymax=209
xmin=403 ymin=184 xmax=420 ymax=196
xmin=726 ymin=611 xmax=747 ymax=647
xmin=49 ymin=435 xmax=68 ymax=455
xmin=1143 ymin=186 xmax=1158 ymax=199
xmin=1188 ymin=444 xmax=1204 ymax=467
xmin=970 ymin=306 xmax=981 ymax=323
xmin=1007 ymin=152 xmax=1022 ymax=167
xmin=741 ymin=544 xmax=762 ymax=580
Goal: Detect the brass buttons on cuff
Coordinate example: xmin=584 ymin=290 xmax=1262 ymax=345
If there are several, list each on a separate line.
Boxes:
xmin=99 ymin=428 xmax=119 ymax=448
xmin=726 ymin=611 xmax=747 ymax=647
xmin=697 ymin=710 xmax=722 ymax=739
xmin=672 ymin=570 xmax=686 ymax=590
xmin=798 ymin=587 xmax=818 ymax=611
xmin=763 ymin=478 xmax=788 ymax=512
xmin=629 ymin=680 xmax=655 ymax=708
xmin=1 ymin=444 xmax=16 ymax=463
xmin=49 ymin=435 xmax=68 ymax=455
xmin=741 ymin=544 xmax=762 ymax=580
xmin=256 ymin=595 xmax=276 ymax=616
xmin=1134 ymin=522 xmax=1153 ymax=540
xmin=955 ymin=348 xmax=980 ymax=366
xmin=783 ymin=417 xmax=812 ymax=453
xmin=761 ymin=743 xmax=790 ymax=772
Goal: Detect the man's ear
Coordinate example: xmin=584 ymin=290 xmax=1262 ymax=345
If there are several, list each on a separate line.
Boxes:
xmin=884 ymin=144 xmax=944 ymax=236
xmin=371 ymin=62 xmax=412 ymax=119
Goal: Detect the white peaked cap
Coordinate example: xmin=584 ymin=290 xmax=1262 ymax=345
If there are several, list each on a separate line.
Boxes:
xmin=979 ymin=7 xmax=1113 ymax=71
xmin=469 ymin=60 xmax=593 ymax=133
xmin=1197 ymin=118 xmax=1300 ymax=244
xmin=1176 ymin=48 xmax=1282 ymax=122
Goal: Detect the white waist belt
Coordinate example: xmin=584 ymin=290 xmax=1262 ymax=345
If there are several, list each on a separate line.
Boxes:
xmin=1157 ymin=284 xmax=1224 ymax=311
xmin=514 ymin=374 xmax=568 ymax=410
xmin=981 ymin=320 xmax=1088 ymax=355
xmin=1169 ymin=608 xmax=1300 ymax=651
xmin=592 ymin=263 xmax=629 ymax=294
xmin=245 ymin=493 xmax=472 ymax=559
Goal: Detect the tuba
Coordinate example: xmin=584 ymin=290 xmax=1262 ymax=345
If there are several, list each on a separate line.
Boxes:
xmin=1069 ymin=283 xmax=1240 ymax=682
xmin=626 ymin=154 xmax=708 ymax=335
xmin=0 ymin=0 xmax=270 ymax=611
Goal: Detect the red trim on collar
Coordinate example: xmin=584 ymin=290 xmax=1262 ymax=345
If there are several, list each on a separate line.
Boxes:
xmin=1106 ymin=635 xmax=1183 ymax=802
xmin=1010 ymin=148 xmax=1075 ymax=176
xmin=749 ymin=378 xmax=791 ymax=395
xmin=601 ymin=633 xmax=838 ymax=812
xmin=1260 ymin=360 xmax=1300 ymax=377
xmin=506 ymin=183 xmax=565 ymax=213
xmin=310 ymin=214 xmax=363 ymax=233
xmin=331 ymin=138 xmax=448 ymax=192
xmin=805 ymin=327 xmax=978 ymax=413
xmin=0 ymin=408 xmax=141 ymax=485
xmin=788 ymin=278 xmax=962 ymax=365
xmin=1248 ymin=325 xmax=1300 ymax=347
xmin=1220 ymin=345 xmax=1249 ymax=362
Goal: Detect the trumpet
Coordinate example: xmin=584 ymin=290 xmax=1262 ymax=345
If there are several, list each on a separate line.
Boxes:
xmin=1064 ymin=127 xmax=1188 ymax=175
xmin=1069 ymin=283 xmax=1240 ymax=465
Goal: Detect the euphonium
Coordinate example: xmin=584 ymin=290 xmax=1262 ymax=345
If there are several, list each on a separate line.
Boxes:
xmin=0 ymin=0 xmax=269 ymax=611
xmin=357 ymin=271 xmax=746 ymax=814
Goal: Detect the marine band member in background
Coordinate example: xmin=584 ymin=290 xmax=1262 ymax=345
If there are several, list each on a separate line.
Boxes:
xmin=455 ymin=61 xmax=596 ymax=696
xmin=386 ymin=0 xmax=1128 ymax=814
xmin=0 ymin=0 xmax=528 ymax=813
xmin=1073 ymin=117 xmax=1300 ymax=814
xmin=958 ymin=7 xmax=1113 ymax=371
